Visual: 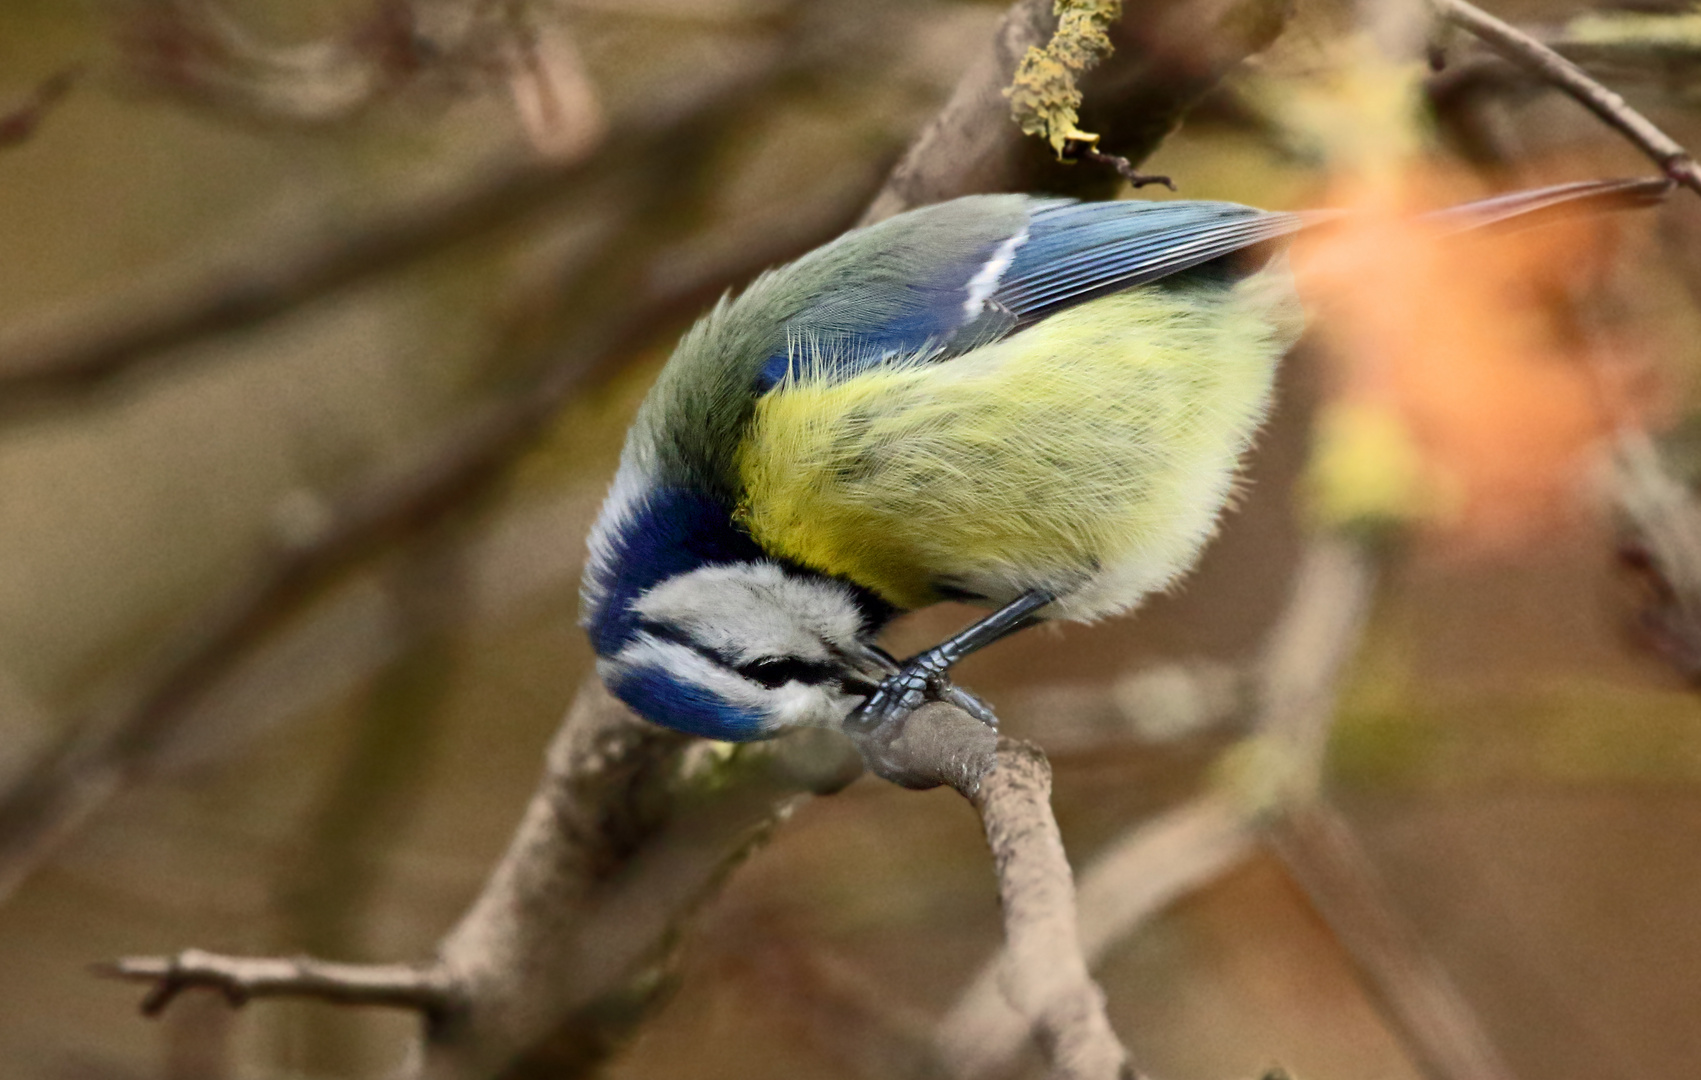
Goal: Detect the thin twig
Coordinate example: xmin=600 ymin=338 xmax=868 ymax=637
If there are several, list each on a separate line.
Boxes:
xmin=1431 ymin=0 xmax=1701 ymax=196
xmin=1070 ymin=144 xmax=1175 ymax=190
xmin=0 ymin=67 xmax=80 ymax=149
xmin=98 ymin=951 xmax=459 ymax=1022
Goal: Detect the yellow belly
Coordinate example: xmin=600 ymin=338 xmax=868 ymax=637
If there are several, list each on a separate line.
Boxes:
xmin=735 ymin=275 xmax=1299 ymax=616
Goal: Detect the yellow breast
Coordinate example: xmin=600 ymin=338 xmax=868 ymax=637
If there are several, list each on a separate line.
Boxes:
xmin=735 ymin=273 xmax=1300 ymax=615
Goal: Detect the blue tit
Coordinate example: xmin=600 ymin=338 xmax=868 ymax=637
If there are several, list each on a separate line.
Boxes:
xmin=580 ymin=177 xmax=1665 ymax=746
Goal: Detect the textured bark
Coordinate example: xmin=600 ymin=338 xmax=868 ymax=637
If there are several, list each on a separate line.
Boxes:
xmin=862 ymin=0 xmax=1294 ymax=223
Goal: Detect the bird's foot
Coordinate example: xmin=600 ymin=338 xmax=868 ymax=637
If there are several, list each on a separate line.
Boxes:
xmin=847 ymin=651 xmax=997 ymax=735
xmin=843 ymin=652 xmax=998 ymax=789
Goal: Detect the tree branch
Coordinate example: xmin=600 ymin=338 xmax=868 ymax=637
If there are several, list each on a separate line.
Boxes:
xmin=939 ymin=793 xmax=1254 ymax=1079
xmin=861 ymin=0 xmax=1293 ymax=223
xmin=99 ymin=951 xmax=458 ymax=1021
xmin=971 ymin=738 xmax=1132 ymax=1080
xmin=860 ymin=703 xmax=1134 ymax=1080
xmin=936 ymin=536 xmax=1515 ymax=1080
xmin=1431 ymin=0 xmax=1701 ymax=197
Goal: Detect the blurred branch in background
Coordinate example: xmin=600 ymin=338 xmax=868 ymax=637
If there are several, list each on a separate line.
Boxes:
xmin=0 ymin=67 xmax=81 ymax=150
xmin=109 ymin=0 xmax=550 ymax=127
xmin=0 ymin=74 xmax=626 ymax=403
xmin=1611 ymin=432 xmax=1701 ymax=684
xmin=273 ymin=534 xmax=471 ymax=1077
xmin=1429 ymin=11 xmax=1701 ymax=128
xmin=1431 ymin=0 xmax=1700 ymax=196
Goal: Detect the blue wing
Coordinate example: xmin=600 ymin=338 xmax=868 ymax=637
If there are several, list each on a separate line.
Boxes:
xmin=756 ymin=197 xmax=1303 ymax=391
xmin=994 ymin=199 xmax=1303 ymax=326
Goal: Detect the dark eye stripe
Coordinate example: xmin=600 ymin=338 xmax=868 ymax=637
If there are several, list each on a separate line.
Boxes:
xmin=737 ymin=657 xmax=838 ymax=689
xmin=637 ymin=621 xmax=841 ymax=691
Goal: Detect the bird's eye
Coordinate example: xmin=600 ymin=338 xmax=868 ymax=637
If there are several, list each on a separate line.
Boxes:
xmin=736 ymin=656 xmax=833 ymax=688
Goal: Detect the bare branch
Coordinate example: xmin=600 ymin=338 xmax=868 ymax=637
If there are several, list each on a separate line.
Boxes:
xmin=853 ymin=701 xmax=1134 ymax=1080
xmin=0 ymin=67 xmax=80 ymax=150
xmin=935 ymin=539 xmax=1373 ymax=1080
xmin=970 ymin=736 xmax=1131 ymax=1080
xmin=98 ymin=950 xmax=457 ymax=1021
xmin=937 ymin=538 xmax=1514 ymax=1080
xmin=98 ymin=681 xmax=863 ymax=1078
xmin=1431 ymin=0 xmax=1701 ymax=197
xmin=423 ymin=681 xmax=863 ymax=1078
xmin=861 ymin=0 xmax=1293 ymax=223
xmin=938 ymin=793 xmax=1254 ymax=1078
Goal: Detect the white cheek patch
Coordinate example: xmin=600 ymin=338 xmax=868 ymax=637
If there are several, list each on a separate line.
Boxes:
xmin=631 ymin=562 xmax=867 ymax=663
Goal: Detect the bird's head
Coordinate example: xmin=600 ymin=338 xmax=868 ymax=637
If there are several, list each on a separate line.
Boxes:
xmin=589 ymin=560 xmax=897 ymax=741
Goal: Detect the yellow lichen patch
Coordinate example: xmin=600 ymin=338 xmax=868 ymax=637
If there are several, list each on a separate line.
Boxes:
xmin=1006 ymin=0 xmax=1124 ymax=157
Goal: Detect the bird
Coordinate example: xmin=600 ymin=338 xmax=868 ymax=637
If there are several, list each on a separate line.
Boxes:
xmin=579 ymin=176 xmax=1666 ymax=760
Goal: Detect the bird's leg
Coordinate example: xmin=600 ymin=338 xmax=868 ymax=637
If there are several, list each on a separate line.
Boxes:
xmin=848 ymin=590 xmax=1053 ymax=733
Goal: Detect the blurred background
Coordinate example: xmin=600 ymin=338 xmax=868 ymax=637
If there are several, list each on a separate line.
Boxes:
xmin=1 ymin=0 xmax=1700 ymax=1077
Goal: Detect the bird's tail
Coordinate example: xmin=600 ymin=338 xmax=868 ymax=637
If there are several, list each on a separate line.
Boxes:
xmin=1421 ymin=176 xmax=1671 ymax=233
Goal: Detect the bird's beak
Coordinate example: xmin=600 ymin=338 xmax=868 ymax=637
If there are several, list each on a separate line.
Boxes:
xmin=837 ymin=643 xmax=898 ymax=699
xmin=855 ymin=643 xmax=900 ymax=677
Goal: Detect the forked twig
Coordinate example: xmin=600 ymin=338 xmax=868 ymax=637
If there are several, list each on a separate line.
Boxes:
xmin=1432 ymin=0 xmax=1701 ymax=197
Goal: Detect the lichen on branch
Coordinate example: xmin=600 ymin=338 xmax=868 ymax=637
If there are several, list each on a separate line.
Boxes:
xmin=1004 ymin=0 xmax=1124 ymax=156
